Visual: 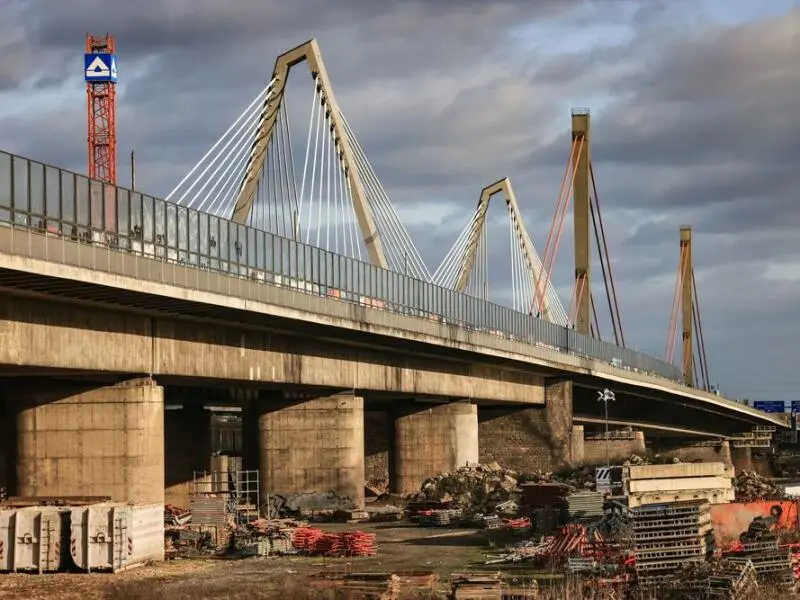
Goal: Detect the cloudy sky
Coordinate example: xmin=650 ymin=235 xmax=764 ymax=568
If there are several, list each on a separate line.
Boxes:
xmin=0 ymin=0 xmax=797 ymax=401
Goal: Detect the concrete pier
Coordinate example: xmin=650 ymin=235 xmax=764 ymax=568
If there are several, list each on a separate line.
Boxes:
xmin=731 ymin=446 xmax=753 ymax=472
xmin=392 ymin=401 xmax=478 ymax=494
xmin=14 ymin=377 xmax=164 ymax=503
xmin=256 ymin=392 xmax=365 ymax=509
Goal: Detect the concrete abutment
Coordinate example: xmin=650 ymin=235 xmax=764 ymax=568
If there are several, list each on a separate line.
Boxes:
xmin=12 ymin=377 xmax=164 ymax=504
xmin=649 ymin=439 xmax=732 ymax=466
xmin=478 ymin=379 xmax=575 ymax=472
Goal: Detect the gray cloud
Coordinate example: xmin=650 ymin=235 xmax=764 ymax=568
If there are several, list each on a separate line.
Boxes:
xmin=1 ymin=1 xmax=798 ymax=400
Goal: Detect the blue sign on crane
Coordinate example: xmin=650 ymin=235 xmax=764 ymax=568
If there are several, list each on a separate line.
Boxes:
xmin=84 ymin=53 xmax=117 ymax=83
xmin=752 ymin=400 xmax=786 ymax=413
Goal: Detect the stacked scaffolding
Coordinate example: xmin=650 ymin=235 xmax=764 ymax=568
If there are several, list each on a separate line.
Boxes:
xmin=191 ymin=467 xmax=260 ymax=525
xmin=632 ymin=500 xmax=714 ymax=584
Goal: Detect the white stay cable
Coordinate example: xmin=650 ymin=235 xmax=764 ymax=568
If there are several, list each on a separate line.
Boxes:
xmin=167 ymin=78 xmax=276 ymax=203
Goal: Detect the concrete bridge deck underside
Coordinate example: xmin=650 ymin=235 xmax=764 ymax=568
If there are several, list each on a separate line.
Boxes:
xmin=0 ymin=227 xmax=785 ymax=431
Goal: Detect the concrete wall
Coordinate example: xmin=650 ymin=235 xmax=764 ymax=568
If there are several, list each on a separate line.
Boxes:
xmin=393 ymin=402 xmax=478 ymax=494
xmin=583 ymin=431 xmax=646 ymax=465
xmin=364 ymin=410 xmax=391 ymax=492
xmin=0 ymin=294 xmax=544 ymax=404
xmin=732 ymin=446 xmax=753 ymax=473
xmin=478 ymin=379 xmax=574 ymax=472
xmin=650 ymin=440 xmax=732 ymax=466
xmin=256 ymin=392 xmax=365 ymax=509
xmin=12 ymin=378 xmax=164 ymax=503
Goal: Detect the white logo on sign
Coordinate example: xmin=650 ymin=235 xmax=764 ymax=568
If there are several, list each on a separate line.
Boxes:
xmin=86 ymin=56 xmax=110 ymax=78
xmin=110 ymin=57 xmax=117 ymax=79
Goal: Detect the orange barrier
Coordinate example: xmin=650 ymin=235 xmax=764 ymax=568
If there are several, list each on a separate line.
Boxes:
xmin=710 ymin=500 xmax=800 ymax=545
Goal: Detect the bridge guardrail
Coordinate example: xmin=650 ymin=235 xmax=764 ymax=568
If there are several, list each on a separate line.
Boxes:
xmin=0 ymin=150 xmax=683 ymax=383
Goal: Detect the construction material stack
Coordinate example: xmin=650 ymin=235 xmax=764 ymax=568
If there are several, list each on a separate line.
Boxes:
xmin=519 ymin=483 xmax=568 ymax=534
xmin=566 ymin=491 xmax=604 ymax=520
xmin=727 ymin=515 xmax=794 ymax=587
xmin=632 ymin=500 xmax=714 ymax=584
xmin=706 ymin=560 xmax=759 ymax=599
xmin=624 ymin=462 xmax=734 ymax=507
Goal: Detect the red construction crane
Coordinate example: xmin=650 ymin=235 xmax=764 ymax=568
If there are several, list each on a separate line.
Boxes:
xmin=84 ymin=34 xmax=117 ymax=184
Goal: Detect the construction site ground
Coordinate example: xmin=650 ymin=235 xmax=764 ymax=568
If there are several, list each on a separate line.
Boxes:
xmin=0 ymin=522 xmax=521 ymax=599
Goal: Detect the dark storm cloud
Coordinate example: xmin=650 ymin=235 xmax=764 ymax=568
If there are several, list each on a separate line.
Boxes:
xmin=1 ymin=1 xmax=797 ymax=399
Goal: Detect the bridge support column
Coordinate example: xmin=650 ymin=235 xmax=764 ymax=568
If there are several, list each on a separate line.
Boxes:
xmin=14 ymin=377 xmax=164 ymax=504
xmin=165 ymin=402 xmax=212 ymax=508
xmin=650 ymin=439 xmax=731 ymax=466
xmin=478 ymin=379 xmax=575 ymax=472
xmin=392 ymin=401 xmax=478 ymax=495
xmin=256 ymin=391 xmax=365 ymax=509
xmin=731 ymin=446 xmax=753 ymax=473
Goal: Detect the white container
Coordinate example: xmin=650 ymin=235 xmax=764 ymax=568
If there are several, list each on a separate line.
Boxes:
xmin=0 ymin=507 xmax=66 ymax=573
xmin=70 ymin=503 xmax=164 ymax=572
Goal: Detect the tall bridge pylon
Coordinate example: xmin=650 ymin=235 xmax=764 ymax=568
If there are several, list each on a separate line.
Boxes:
xmin=433 ymin=177 xmax=569 ymax=324
xmin=665 ymin=226 xmax=711 ymax=391
xmin=530 ymin=109 xmax=626 ymax=345
xmin=165 ymin=38 xmax=432 ymax=280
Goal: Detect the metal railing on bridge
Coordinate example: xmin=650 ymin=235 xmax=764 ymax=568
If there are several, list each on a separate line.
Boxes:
xmin=0 ymin=150 xmax=682 ymax=383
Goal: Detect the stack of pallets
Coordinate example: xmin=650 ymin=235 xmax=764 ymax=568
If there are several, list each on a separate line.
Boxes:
xmin=566 ymin=491 xmax=604 ymax=520
xmin=706 ymin=560 xmax=759 ymax=599
xmin=631 ymin=500 xmax=714 ymax=584
xmin=727 ymin=535 xmax=794 ymax=587
xmin=450 ymin=572 xmax=502 ymax=600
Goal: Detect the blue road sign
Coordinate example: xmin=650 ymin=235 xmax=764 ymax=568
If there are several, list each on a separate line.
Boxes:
xmin=791 ymin=401 xmax=800 ymax=414
xmin=84 ymin=53 xmax=117 ymax=83
xmin=753 ymin=400 xmax=786 ymax=413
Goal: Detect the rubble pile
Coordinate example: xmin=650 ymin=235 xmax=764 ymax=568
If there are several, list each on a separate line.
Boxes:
xmin=415 ymin=457 xmax=668 ymax=515
xmin=418 ymin=463 xmax=520 ymax=515
xmin=733 ymin=470 xmax=786 ymax=501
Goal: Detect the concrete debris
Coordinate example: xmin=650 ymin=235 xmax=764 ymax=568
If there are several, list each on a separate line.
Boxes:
xmin=733 ymin=470 xmax=786 ymax=501
xmin=418 ymin=463 xmax=521 ymax=515
xmin=275 ymin=491 xmax=357 ymax=513
xmin=417 ymin=462 xmax=614 ymax=515
xmin=364 ymin=504 xmax=404 ymax=522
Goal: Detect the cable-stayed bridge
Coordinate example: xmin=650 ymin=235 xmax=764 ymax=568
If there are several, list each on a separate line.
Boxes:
xmin=0 ymin=39 xmax=785 ymax=507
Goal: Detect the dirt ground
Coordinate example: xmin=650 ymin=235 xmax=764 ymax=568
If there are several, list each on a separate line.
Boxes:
xmin=0 ymin=522 xmax=511 ymax=600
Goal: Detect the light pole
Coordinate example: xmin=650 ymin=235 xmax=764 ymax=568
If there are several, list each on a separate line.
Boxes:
xmin=597 ymin=388 xmax=616 ymax=466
